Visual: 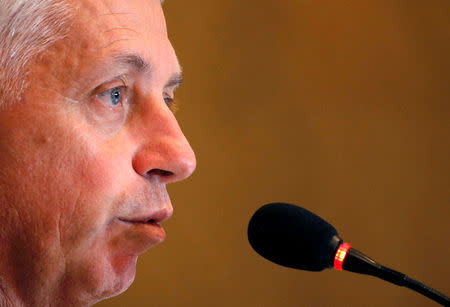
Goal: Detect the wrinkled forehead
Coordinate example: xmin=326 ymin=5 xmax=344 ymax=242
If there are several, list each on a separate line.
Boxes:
xmin=75 ymin=0 xmax=167 ymax=37
xmin=25 ymin=0 xmax=177 ymax=100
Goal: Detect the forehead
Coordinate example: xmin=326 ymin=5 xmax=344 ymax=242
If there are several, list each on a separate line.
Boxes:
xmin=77 ymin=0 xmax=168 ymax=37
xmin=73 ymin=0 xmax=173 ymax=66
xmin=27 ymin=0 xmax=179 ymax=97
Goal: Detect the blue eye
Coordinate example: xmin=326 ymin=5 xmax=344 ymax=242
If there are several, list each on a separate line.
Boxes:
xmin=98 ymin=86 xmax=125 ymax=106
xmin=110 ymin=88 xmax=122 ymax=105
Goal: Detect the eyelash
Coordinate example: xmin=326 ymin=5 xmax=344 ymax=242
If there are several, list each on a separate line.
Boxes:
xmin=164 ymin=96 xmax=173 ymax=106
xmin=95 ymin=83 xmax=177 ymax=112
xmin=96 ymin=86 xmax=127 ymax=107
xmin=164 ymin=96 xmax=179 ymax=113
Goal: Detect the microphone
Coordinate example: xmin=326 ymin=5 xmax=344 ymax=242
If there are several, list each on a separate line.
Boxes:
xmin=247 ymin=202 xmax=450 ymax=306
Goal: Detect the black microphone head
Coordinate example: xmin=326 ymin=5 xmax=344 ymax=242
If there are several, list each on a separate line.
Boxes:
xmin=248 ymin=202 xmax=341 ymax=271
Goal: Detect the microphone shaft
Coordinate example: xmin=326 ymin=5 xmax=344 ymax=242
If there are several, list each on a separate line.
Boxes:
xmin=343 ymin=248 xmax=450 ymax=306
xmin=402 ymin=275 xmax=450 ymax=306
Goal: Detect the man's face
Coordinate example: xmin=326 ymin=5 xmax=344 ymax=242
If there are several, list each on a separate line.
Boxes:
xmin=0 ymin=0 xmax=195 ymax=304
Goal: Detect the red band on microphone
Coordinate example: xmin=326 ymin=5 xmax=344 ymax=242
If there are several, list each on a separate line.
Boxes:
xmin=334 ymin=242 xmax=351 ymax=270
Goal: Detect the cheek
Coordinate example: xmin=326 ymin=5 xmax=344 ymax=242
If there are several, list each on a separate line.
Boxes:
xmin=55 ymin=135 xmax=134 ymax=249
xmin=1 ymin=119 xmax=132 ymax=249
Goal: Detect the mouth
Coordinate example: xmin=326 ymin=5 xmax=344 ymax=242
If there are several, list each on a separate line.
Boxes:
xmin=118 ymin=218 xmax=160 ymax=225
xmin=118 ymin=208 xmax=173 ymax=225
xmin=114 ymin=216 xmax=169 ymax=255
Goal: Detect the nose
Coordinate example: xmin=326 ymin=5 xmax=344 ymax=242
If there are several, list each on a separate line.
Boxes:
xmin=132 ymin=94 xmax=196 ymax=184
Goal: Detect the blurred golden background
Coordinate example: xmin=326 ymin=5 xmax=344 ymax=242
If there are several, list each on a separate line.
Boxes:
xmin=98 ymin=1 xmax=449 ymax=306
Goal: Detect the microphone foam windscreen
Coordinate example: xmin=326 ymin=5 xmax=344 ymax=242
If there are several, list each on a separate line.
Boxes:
xmin=248 ymin=202 xmax=338 ymax=271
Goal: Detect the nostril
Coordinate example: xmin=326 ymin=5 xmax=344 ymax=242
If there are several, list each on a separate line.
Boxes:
xmin=147 ymin=168 xmax=174 ymax=177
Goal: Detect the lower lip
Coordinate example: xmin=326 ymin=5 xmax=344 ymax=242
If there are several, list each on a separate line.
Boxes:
xmin=116 ymin=219 xmax=167 ymax=254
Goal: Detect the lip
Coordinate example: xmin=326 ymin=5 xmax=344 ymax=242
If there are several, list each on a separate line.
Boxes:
xmin=115 ymin=208 xmax=172 ymax=255
xmin=118 ymin=219 xmax=162 ymax=227
xmin=114 ymin=218 xmax=166 ymax=255
xmin=118 ymin=208 xmax=173 ymax=224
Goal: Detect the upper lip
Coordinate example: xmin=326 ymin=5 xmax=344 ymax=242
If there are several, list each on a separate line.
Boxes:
xmin=118 ymin=208 xmax=173 ymax=224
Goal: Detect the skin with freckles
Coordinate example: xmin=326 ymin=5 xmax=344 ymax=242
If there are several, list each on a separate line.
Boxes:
xmin=0 ymin=0 xmax=196 ymax=306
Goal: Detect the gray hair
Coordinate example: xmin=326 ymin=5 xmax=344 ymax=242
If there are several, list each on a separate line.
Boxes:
xmin=0 ymin=0 xmax=167 ymax=107
xmin=0 ymin=0 xmax=74 ymax=107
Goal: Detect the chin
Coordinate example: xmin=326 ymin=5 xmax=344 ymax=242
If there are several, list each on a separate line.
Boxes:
xmin=68 ymin=253 xmax=139 ymax=306
xmin=100 ymin=254 xmax=139 ymax=299
xmin=112 ymin=254 xmax=139 ymax=293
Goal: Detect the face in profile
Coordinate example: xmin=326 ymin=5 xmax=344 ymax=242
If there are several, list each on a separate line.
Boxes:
xmin=0 ymin=0 xmax=196 ymax=305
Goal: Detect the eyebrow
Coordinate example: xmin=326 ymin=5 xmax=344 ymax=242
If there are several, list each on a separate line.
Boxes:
xmin=113 ymin=52 xmax=151 ymax=74
xmin=111 ymin=52 xmax=183 ymax=88
xmin=166 ymin=72 xmax=183 ymax=89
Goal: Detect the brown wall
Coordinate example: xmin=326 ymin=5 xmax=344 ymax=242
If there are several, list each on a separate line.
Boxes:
xmin=97 ymin=1 xmax=450 ymax=306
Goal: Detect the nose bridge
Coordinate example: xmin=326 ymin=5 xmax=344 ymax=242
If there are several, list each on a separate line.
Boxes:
xmin=132 ymin=97 xmax=196 ymax=183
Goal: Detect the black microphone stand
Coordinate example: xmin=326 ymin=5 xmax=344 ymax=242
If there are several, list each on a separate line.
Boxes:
xmin=343 ymin=248 xmax=450 ymax=306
